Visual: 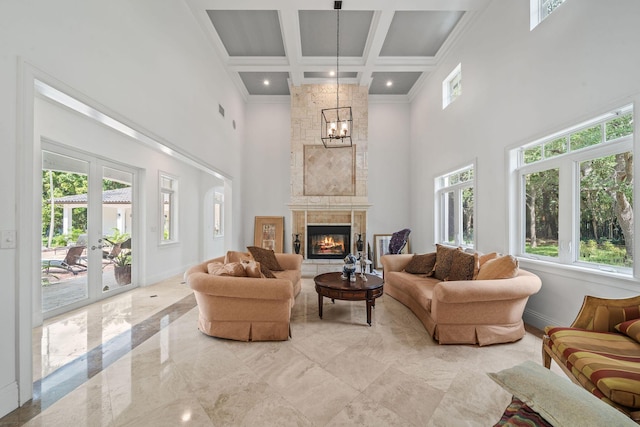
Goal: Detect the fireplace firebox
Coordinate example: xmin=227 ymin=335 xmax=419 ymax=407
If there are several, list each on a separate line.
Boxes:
xmin=307 ymin=225 xmax=351 ymax=259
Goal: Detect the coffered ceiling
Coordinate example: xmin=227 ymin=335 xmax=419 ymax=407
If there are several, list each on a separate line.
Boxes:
xmin=185 ymin=0 xmax=491 ymax=102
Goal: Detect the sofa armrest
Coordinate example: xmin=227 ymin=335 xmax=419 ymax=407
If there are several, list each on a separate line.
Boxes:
xmin=183 ymin=256 xmax=224 ymax=281
xmin=380 ymin=254 xmax=414 ymax=277
xmin=187 ymin=272 xmax=294 ymax=301
xmin=275 ymin=253 xmax=303 ymax=271
xmin=434 ymin=269 xmax=542 ymax=304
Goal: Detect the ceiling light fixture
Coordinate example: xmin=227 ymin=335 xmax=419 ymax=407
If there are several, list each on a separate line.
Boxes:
xmin=386 ymin=80 xmax=393 ymax=87
xmin=263 ymin=79 xmax=270 ymax=86
xmin=321 ymin=0 xmax=352 ymax=148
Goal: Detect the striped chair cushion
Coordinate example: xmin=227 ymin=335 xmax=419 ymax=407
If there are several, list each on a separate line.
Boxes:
xmin=546 ymin=326 xmax=640 ymax=409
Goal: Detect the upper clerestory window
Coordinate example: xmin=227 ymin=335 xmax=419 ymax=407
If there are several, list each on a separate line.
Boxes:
xmin=531 ymin=0 xmax=566 ymax=30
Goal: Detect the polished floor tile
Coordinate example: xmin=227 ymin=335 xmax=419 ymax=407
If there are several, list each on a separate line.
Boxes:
xmin=1 ymin=276 xmax=560 ymax=426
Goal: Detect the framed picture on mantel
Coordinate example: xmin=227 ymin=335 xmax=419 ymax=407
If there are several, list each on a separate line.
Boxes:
xmin=254 ymin=216 xmax=284 ymax=253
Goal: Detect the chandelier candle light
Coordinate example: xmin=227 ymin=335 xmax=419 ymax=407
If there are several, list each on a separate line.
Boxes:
xmin=321 ymin=1 xmax=353 ymax=148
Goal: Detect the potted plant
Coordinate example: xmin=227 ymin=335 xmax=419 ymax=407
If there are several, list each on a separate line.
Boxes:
xmin=112 ymin=249 xmax=132 ymax=285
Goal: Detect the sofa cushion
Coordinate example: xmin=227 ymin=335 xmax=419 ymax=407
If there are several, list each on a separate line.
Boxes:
xmin=479 ymin=252 xmax=498 ymax=267
xmin=247 ymin=246 xmax=283 ymax=271
xmin=404 ymin=252 xmax=436 ymax=274
xmin=546 ymin=326 xmax=640 ymax=409
xmin=433 ymin=244 xmax=459 ymax=281
xmin=447 ymin=250 xmax=478 ymax=281
xmin=475 ymin=255 xmax=518 ymax=280
xmin=385 ymin=271 xmax=436 ymax=312
xmin=225 ymin=250 xmax=252 ymax=264
xmin=616 ymin=319 xmax=640 ymax=343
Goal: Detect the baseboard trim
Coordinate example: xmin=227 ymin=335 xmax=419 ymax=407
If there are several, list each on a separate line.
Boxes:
xmin=0 ymin=380 xmax=19 ymax=419
xmin=524 ymin=308 xmax=559 ymax=331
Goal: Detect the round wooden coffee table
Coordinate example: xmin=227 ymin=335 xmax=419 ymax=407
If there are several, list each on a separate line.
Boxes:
xmin=314 ymin=272 xmax=384 ymax=326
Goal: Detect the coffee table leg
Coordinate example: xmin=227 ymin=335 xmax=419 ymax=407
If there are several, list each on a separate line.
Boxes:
xmin=318 ymin=293 xmax=323 ymax=319
xmin=366 ymin=300 xmax=372 ymax=326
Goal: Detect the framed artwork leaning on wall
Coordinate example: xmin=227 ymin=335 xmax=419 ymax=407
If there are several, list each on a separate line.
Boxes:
xmin=254 ymin=216 xmax=284 ymax=253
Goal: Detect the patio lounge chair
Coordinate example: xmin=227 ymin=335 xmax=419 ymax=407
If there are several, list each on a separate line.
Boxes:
xmin=42 ymin=245 xmax=87 ymax=275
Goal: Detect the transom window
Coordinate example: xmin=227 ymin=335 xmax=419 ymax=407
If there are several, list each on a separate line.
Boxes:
xmin=513 ymin=105 xmax=634 ymax=273
xmin=442 ymin=63 xmax=462 ymax=109
xmin=435 ymin=164 xmax=475 ymax=248
xmin=160 ymin=173 xmax=178 ymax=243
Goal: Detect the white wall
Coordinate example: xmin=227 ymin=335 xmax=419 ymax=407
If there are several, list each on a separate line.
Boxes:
xmin=0 ymin=0 xmax=246 ymax=416
xmin=409 ymin=0 xmax=640 ymax=328
xmin=242 ymin=101 xmax=412 ymax=255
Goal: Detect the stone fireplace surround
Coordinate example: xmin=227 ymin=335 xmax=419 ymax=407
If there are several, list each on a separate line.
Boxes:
xmin=289 ymin=84 xmax=370 ymax=277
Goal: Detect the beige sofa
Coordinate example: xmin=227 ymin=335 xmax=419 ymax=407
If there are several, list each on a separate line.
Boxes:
xmin=185 ymin=253 xmax=302 ymax=341
xmin=381 ymin=253 xmax=541 ymax=346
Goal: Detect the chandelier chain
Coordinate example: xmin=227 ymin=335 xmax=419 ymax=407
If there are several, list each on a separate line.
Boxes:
xmin=336 ymin=6 xmax=340 ymax=109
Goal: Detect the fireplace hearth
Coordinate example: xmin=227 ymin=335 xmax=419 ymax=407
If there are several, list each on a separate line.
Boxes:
xmin=307 ymin=225 xmax=351 ymax=259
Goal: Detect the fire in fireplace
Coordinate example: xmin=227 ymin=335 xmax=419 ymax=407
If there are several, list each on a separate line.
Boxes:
xmin=307 ymin=225 xmax=351 ymax=259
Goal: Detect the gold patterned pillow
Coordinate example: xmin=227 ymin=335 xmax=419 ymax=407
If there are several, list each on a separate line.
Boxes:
xmin=224 ymin=250 xmax=252 ymax=264
xmin=447 ymin=250 xmax=478 ymax=281
xmin=247 ymin=246 xmax=283 ymax=271
xmin=208 ymin=262 xmax=247 ymax=277
xmin=242 ymin=260 xmax=263 ymax=278
xmin=433 ymin=244 xmax=459 ymax=281
xmin=404 ymin=252 xmax=436 ymax=275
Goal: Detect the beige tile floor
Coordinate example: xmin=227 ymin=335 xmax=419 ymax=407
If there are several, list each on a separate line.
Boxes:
xmin=16 ymin=276 xmax=564 ymax=426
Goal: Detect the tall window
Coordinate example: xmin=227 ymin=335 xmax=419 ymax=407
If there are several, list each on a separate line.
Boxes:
xmin=531 ymin=0 xmax=566 ymax=30
xmin=442 ymin=63 xmax=462 ymax=109
xmin=514 ymin=105 xmax=634 ymax=273
xmin=214 ymin=191 xmax=224 ymax=237
xmin=160 ymin=173 xmax=178 ymax=243
xmin=435 ymin=164 xmax=475 ymax=248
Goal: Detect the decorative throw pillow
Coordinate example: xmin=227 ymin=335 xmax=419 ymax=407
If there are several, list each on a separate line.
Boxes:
xmin=615 ymin=318 xmax=640 ymax=343
xmin=479 ymin=252 xmax=498 ymax=267
xmin=207 ymin=262 xmax=224 ymax=275
xmin=475 ymin=255 xmax=519 ymax=280
xmin=247 ymin=246 xmax=283 ymax=271
xmin=224 ymin=250 xmax=252 ymax=264
xmin=447 ymin=250 xmax=478 ymax=281
xmin=433 ymin=244 xmax=459 ymax=281
xmin=404 ymin=252 xmax=436 ymax=275
xmin=260 ymin=265 xmax=276 ymax=278
xmin=242 ymin=260 xmax=263 ymax=278
xmin=208 ymin=262 xmax=247 ymax=277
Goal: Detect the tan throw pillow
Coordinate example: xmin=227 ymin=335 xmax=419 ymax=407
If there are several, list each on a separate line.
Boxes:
xmin=225 ymin=250 xmax=252 ymax=264
xmin=447 ymin=250 xmax=478 ymax=281
xmin=247 ymin=246 xmax=283 ymax=271
xmin=433 ymin=244 xmax=459 ymax=281
xmin=479 ymin=252 xmax=498 ymax=267
xmin=207 ymin=262 xmax=224 ymax=275
xmin=476 ymin=255 xmax=519 ymax=280
xmin=615 ymin=318 xmax=640 ymax=343
xmin=404 ymin=252 xmax=436 ymax=274
xmin=242 ymin=260 xmax=263 ymax=278
xmin=212 ymin=262 xmax=247 ymax=277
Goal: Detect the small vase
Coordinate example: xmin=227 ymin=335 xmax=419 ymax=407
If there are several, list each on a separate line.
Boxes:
xmin=356 ymin=234 xmax=364 ymax=252
xmin=293 ymin=234 xmax=301 ymax=254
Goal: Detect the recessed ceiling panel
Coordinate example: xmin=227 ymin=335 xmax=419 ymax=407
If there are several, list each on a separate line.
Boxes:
xmin=380 ymin=11 xmax=464 ymax=56
xmin=369 ymin=72 xmax=422 ymax=95
xmin=299 ymin=10 xmax=373 ymax=57
xmin=239 ymin=72 xmax=290 ymax=95
xmin=304 ymin=71 xmax=358 ymax=79
xmin=207 ymin=10 xmax=285 ymax=57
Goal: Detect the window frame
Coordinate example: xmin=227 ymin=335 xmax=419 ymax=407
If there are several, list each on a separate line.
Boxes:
xmin=530 ymin=0 xmax=566 ymax=30
xmin=513 ymin=105 xmax=634 ymax=275
xmin=159 ymin=172 xmax=178 ymax=245
xmin=442 ymin=63 xmax=462 ymax=109
xmin=435 ymin=162 xmax=476 ymax=249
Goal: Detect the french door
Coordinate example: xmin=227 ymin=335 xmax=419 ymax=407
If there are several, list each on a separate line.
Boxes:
xmin=41 ymin=145 xmax=137 ymax=317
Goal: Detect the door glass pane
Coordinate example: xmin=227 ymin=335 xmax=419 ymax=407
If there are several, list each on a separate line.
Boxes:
xmin=442 ymin=191 xmax=455 ymax=244
xmin=524 ymin=168 xmax=559 ymax=257
xmin=41 ymin=151 xmax=89 ymax=312
xmin=462 ymin=187 xmax=474 ymax=246
xmin=579 ymin=153 xmax=633 ymax=268
xmin=101 ymin=166 xmax=133 ymax=292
